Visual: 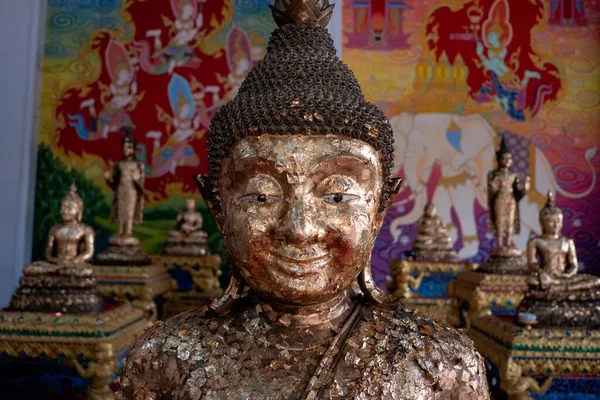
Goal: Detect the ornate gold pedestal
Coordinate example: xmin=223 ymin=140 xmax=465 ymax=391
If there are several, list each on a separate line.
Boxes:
xmin=388 ymin=259 xmax=477 ymax=322
xmin=154 ymin=255 xmax=223 ymax=319
xmin=0 ymin=304 xmax=146 ymax=400
xmin=93 ymin=264 xmax=172 ymax=322
xmin=469 ymin=314 xmax=600 ymax=400
xmin=448 ymin=270 xmax=530 ymax=328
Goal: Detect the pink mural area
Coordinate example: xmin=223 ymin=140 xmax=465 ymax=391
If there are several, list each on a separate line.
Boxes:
xmin=342 ymin=0 xmax=600 ymax=286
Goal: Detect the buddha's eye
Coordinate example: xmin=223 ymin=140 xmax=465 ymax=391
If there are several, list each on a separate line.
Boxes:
xmin=322 ymin=193 xmax=359 ymax=203
xmin=239 ymin=194 xmax=280 ymax=204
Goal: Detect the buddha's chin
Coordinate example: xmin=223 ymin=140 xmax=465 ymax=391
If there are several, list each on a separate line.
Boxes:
xmin=242 ymin=263 xmax=351 ymax=306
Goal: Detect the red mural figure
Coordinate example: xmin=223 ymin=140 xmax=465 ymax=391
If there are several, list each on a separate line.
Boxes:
xmin=344 ymin=0 xmax=411 ymax=50
xmin=426 ymin=0 xmax=561 ymax=121
xmin=134 ymin=0 xmax=206 ymax=75
xmin=67 ymin=39 xmax=141 ymax=141
xmin=55 ymin=0 xmax=234 ymax=200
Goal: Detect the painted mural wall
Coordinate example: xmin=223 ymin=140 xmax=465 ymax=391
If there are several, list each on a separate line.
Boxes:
xmin=342 ymin=0 xmax=600 ymax=286
xmin=34 ymin=0 xmax=600 ymax=290
xmin=34 ymin=0 xmax=275 ymax=264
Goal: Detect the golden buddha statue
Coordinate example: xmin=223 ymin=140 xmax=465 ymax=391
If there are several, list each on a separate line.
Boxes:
xmin=117 ymin=1 xmax=489 ymax=398
xmin=95 ymin=132 xmax=150 ymax=265
xmin=9 ymin=185 xmax=102 ymax=314
xmin=480 ymin=136 xmax=530 ymax=273
xmin=517 ymin=192 xmax=600 ymax=328
xmin=411 ymin=202 xmax=457 ymax=261
xmin=163 ymin=198 xmax=209 ymax=256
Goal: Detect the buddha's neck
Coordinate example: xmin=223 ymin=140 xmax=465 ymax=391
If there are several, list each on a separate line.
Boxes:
xmin=257 ymin=289 xmax=358 ymax=327
xmin=542 ymin=232 xmax=560 ymax=239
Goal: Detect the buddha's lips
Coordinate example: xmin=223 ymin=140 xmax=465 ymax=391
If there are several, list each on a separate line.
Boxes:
xmin=269 ymin=253 xmax=330 ymax=276
xmin=271 ymin=252 xmax=328 ymax=264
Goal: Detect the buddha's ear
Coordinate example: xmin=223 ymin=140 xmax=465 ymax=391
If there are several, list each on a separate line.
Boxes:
xmin=386 ymin=178 xmax=403 ymax=210
xmin=193 ymin=174 xmax=224 ymax=232
xmin=376 ymin=178 xmax=402 ymax=226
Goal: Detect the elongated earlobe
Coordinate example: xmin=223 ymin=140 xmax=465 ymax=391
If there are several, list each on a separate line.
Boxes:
xmin=358 ymin=264 xmax=398 ymax=310
xmin=193 ymin=174 xmax=224 ymax=231
xmin=210 ymin=268 xmax=246 ymax=315
xmin=194 ymin=174 xmax=247 ymax=314
xmin=362 ymin=177 xmax=403 ymax=310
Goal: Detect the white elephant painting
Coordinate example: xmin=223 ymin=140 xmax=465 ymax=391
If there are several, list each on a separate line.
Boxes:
xmin=388 ymin=112 xmax=597 ymax=259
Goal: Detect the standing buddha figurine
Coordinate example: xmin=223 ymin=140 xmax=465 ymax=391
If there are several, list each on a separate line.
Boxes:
xmin=163 ymin=198 xmax=208 ymax=256
xmin=117 ymin=1 xmax=489 ymax=398
xmin=411 ymin=202 xmax=457 ymax=261
xmin=480 ymin=136 xmax=530 ymax=273
xmin=518 ymin=191 xmax=600 ymax=327
xmin=10 ymin=185 xmax=102 ymax=314
xmin=96 ymin=132 xmax=150 ymax=265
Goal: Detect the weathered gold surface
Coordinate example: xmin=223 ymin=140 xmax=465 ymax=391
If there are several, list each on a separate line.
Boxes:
xmin=9 ymin=185 xmax=102 ymax=314
xmin=0 ymin=304 xmax=146 ymax=400
xmin=469 ymin=313 xmax=600 ymax=399
xmin=481 ymin=136 xmax=529 ymax=274
xmin=448 ymin=270 xmax=529 ymax=328
xmin=118 ymin=2 xmax=489 ymax=397
xmin=401 ymin=297 xmax=454 ymax=322
xmin=119 ymin=293 xmax=488 ymax=399
xmin=517 ymin=192 xmax=600 ymax=327
xmin=410 ymin=203 xmax=457 ymax=262
xmin=164 ymin=198 xmax=209 ymax=257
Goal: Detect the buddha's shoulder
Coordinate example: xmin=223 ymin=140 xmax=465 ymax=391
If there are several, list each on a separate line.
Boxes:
xmin=125 ymin=305 xmax=231 ymax=360
xmin=118 ymin=306 xmax=238 ymax=398
xmin=364 ymin=304 xmax=489 ymax=398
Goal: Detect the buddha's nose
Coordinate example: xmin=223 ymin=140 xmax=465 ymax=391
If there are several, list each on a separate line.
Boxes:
xmin=276 ymin=195 xmax=323 ymax=244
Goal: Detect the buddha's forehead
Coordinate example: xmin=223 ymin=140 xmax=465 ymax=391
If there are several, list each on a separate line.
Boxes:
xmin=228 ymin=135 xmax=381 ymax=176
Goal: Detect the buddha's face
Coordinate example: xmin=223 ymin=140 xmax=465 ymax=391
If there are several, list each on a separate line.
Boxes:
xmin=541 ymin=212 xmax=562 ymax=236
xmin=220 ymin=135 xmax=384 ymax=305
xmin=61 ymin=202 xmax=81 ymax=223
xmin=498 ymin=151 xmax=512 ymax=168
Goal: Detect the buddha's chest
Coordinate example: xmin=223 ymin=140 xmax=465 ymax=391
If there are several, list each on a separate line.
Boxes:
xmin=54 ymin=226 xmax=85 ymax=244
xmin=539 ymin=239 xmax=568 ymax=258
xmin=162 ymin=321 xmax=382 ymax=399
xmin=118 ymin=162 xmax=140 ymax=180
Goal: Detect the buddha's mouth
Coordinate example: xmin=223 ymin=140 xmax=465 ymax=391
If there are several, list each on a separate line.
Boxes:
xmin=270 ymin=252 xmax=329 ymax=276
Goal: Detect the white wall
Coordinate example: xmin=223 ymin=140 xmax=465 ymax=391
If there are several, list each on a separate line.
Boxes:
xmin=0 ymin=0 xmax=47 ymax=307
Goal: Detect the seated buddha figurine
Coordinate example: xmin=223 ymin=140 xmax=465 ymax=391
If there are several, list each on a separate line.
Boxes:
xmin=163 ymin=198 xmax=209 ymax=256
xmin=9 ymin=185 xmax=102 ymax=314
xmin=517 ymin=191 xmax=600 ymax=328
xmin=411 ymin=203 xmax=457 ymax=261
xmin=117 ymin=1 xmax=489 ymax=398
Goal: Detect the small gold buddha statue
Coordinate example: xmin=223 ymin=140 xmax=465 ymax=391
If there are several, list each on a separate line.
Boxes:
xmin=517 ymin=192 xmax=600 ymax=328
xmin=95 ymin=132 xmax=150 ymax=265
xmin=411 ymin=202 xmax=457 ymax=261
xmin=163 ymin=198 xmax=209 ymax=256
xmin=480 ymin=136 xmax=530 ymax=273
xmin=118 ymin=1 xmax=489 ymax=398
xmin=9 ymin=185 xmax=102 ymax=314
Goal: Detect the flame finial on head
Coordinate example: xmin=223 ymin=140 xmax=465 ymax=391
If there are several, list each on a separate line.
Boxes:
xmin=269 ymin=0 xmax=335 ymax=28
xmin=540 ymin=190 xmax=561 ymax=219
xmin=61 ymin=184 xmax=84 ymax=212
